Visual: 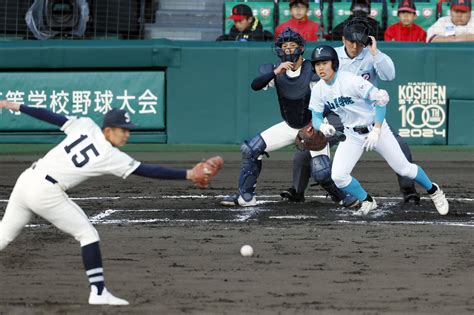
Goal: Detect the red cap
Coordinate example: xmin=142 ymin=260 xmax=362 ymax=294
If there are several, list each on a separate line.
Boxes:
xmin=451 ymin=0 xmax=472 ymax=11
xmin=398 ymin=0 xmax=417 ymax=13
xmin=229 ymin=4 xmax=253 ymax=21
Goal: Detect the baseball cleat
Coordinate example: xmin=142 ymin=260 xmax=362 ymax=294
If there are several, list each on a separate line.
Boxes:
xmin=354 ymin=199 xmax=377 ymax=216
xmin=280 ymin=187 xmax=305 ymax=203
xmin=220 ymin=194 xmax=257 ymax=207
xmin=237 ymin=195 xmax=257 ymax=207
xmin=220 ymin=194 xmax=239 ymax=206
xmin=88 ymin=287 xmax=129 ymax=305
xmin=341 ymin=194 xmax=359 ymax=208
xmin=401 ymin=187 xmax=421 ymax=205
xmin=429 ymin=183 xmax=449 ymax=215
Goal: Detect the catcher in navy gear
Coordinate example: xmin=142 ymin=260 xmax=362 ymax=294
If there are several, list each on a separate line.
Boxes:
xmin=281 ymin=19 xmax=421 ymax=205
xmin=221 ymin=27 xmax=357 ymax=208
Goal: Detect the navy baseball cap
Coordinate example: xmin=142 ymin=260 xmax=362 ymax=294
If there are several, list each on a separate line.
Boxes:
xmin=102 ymin=108 xmax=137 ymax=129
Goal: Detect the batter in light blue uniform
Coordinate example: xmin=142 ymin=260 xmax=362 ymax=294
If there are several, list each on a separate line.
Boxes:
xmin=308 ymin=45 xmax=449 ymax=216
xmin=283 ymin=18 xmax=420 ymax=205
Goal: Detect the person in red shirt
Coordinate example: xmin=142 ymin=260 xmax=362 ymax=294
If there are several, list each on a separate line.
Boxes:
xmin=275 ymin=0 xmax=319 ymax=41
xmin=384 ymin=0 xmax=427 ymax=42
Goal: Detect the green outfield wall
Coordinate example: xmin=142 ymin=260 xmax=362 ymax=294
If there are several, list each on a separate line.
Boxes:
xmin=0 ymin=40 xmax=473 ymax=145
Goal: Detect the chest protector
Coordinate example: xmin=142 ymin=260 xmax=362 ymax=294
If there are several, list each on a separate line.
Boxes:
xmin=274 ymin=60 xmax=315 ymax=129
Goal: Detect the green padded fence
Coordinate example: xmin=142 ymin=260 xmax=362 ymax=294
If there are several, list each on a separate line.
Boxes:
xmin=0 ymin=40 xmax=473 ymax=146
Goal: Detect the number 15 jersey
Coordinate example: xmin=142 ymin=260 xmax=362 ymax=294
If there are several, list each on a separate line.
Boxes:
xmin=34 ymin=117 xmax=141 ymax=191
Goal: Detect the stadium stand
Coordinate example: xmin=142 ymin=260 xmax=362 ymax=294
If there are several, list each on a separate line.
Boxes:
xmin=147 ymin=0 xmax=225 ymax=40
xmin=1 ymin=0 xmax=469 ymax=41
xmin=0 ymin=0 xmax=156 ymax=40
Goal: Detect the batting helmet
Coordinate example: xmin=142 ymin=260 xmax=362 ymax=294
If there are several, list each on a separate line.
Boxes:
xmin=273 ymin=27 xmax=305 ymax=63
xmin=343 ymin=16 xmax=373 ymax=47
xmin=311 ymin=45 xmax=339 ymax=71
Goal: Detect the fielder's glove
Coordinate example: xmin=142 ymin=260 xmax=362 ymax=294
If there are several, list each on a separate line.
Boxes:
xmin=319 ymin=123 xmax=336 ymax=137
xmin=188 ymin=156 xmax=224 ymax=188
xmin=363 ymin=127 xmax=381 ymax=151
xmin=295 ymin=124 xmax=328 ymax=151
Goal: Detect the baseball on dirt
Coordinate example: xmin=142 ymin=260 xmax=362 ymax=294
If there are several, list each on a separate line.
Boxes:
xmin=240 ymin=245 xmax=254 ymax=257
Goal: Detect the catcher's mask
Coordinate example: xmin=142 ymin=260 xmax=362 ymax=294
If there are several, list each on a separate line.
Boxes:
xmin=311 ymin=45 xmax=339 ymax=71
xmin=343 ymin=17 xmax=373 ymax=47
xmin=273 ymin=27 xmax=305 ymax=63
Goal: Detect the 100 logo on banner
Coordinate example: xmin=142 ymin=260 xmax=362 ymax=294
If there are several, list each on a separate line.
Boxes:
xmin=398 ymin=82 xmax=446 ymax=138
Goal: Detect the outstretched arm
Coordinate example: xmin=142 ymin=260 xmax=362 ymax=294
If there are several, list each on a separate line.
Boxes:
xmin=0 ymin=100 xmax=68 ymax=127
xmin=132 ymin=163 xmax=187 ymax=180
xmin=132 ymin=156 xmax=224 ymax=189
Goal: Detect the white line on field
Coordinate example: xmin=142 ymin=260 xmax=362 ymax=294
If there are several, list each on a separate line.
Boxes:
xmin=1 ymin=194 xmax=473 ymax=203
xmin=336 ymin=220 xmax=474 ymax=227
xmin=0 ymin=195 xmax=474 ymax=203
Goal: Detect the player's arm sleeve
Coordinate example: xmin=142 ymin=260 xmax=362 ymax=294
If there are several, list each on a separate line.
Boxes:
xmin=372 ymin=51 xmax=395 ymax=81
xmin=19 ymin=105 xmax=68 ymax=127
xmin=374 ymin=106 xmax=386 ymax=124
xmin=251 ymin=69 xmax=276 ymax=91
xmin=132 ymin=163 xmax=187 ymax=180
xmin=309 ymin=87 xmax=324 ymax=129
xmin=311 ymin=111 xmax=324 ymax=130
xmin=368 ymin=88 xmax=389 ymax=124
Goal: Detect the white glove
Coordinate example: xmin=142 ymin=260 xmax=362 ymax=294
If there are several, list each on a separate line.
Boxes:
xmin=363 ymin=127 xmax=381 ymax=151
xmin=369 ymin=89 xmax=389 ymax=106
xmin=319 ymin=123 xmax=336 ymax=137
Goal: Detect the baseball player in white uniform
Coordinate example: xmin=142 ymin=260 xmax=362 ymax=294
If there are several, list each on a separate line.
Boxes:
xmin=0 ymin=101 xmax=216 ymax=305
xmin=284 ymin=17 xmax=421 ymax=205
xmin=308 ymin=45 xmax=449 ymax=216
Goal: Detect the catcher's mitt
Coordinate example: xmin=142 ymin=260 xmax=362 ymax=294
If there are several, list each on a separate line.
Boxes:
xmin=295 ymin=125 xmax=328 ymax=151
xmin=189 ymin=156 xmax=224 ymax=188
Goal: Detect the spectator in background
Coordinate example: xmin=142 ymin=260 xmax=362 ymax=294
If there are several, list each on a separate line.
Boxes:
xmin=384 ymin=0 xmax=427 ymax=42
xmin=217 ymin=4 xmax=273 ymax=41
xmin=275 ymin=0 xmax=319 ymax=41
xmin=427 ymin=0 xmax=474 ymax=42
xmin=331 ymin=0 xmax=385 ymax=41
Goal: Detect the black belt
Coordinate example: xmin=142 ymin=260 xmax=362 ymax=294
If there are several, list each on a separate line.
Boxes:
xmin=350 ymin=124 xmax=375 ymax=135
xmin=31 ymin=164 xmax=58 ymax=184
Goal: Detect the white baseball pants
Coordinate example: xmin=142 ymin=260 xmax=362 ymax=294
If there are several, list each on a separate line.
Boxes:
xmin=332 ymin=121 xmax=418 ymax=188
xmin=0 ymin=167 xmax=99 ymax=251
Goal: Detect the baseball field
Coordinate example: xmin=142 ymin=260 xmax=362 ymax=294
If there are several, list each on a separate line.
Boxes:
xmin=0 ymin=144 xmax=473 ymax=314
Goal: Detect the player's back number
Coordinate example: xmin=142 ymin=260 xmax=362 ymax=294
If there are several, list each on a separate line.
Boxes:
xmin=64 ymin=134 xmax=100 ymax=167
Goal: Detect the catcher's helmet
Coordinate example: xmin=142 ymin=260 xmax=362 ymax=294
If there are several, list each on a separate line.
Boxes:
xmin=343 ymin=16 xmax=373 ymax=47
xmin=273 ymin=27 xmax=305 ymax=63
xmin=311 ymin=45 xmax=339 ymax=71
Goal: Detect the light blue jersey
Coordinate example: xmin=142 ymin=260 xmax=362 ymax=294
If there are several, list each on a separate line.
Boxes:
xmin=335 ymin=46 xmax=395 ymax=85
xmin=309 ymin=71 xmax=377 ymax=128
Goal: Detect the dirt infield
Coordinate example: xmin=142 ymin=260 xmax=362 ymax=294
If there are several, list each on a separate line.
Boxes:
xmin=0 ymin=148 xmax=473 ymax=314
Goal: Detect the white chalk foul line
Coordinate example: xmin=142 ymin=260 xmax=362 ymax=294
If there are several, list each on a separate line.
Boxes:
xmin=1 ymin=194 xmax=473 ymax=203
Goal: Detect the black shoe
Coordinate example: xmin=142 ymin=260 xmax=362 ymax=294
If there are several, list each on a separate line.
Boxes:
xmin=401 ymin=188 xmax=421 ymax=205
xmin=280 ymin=187 xmax=305 ymax=203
